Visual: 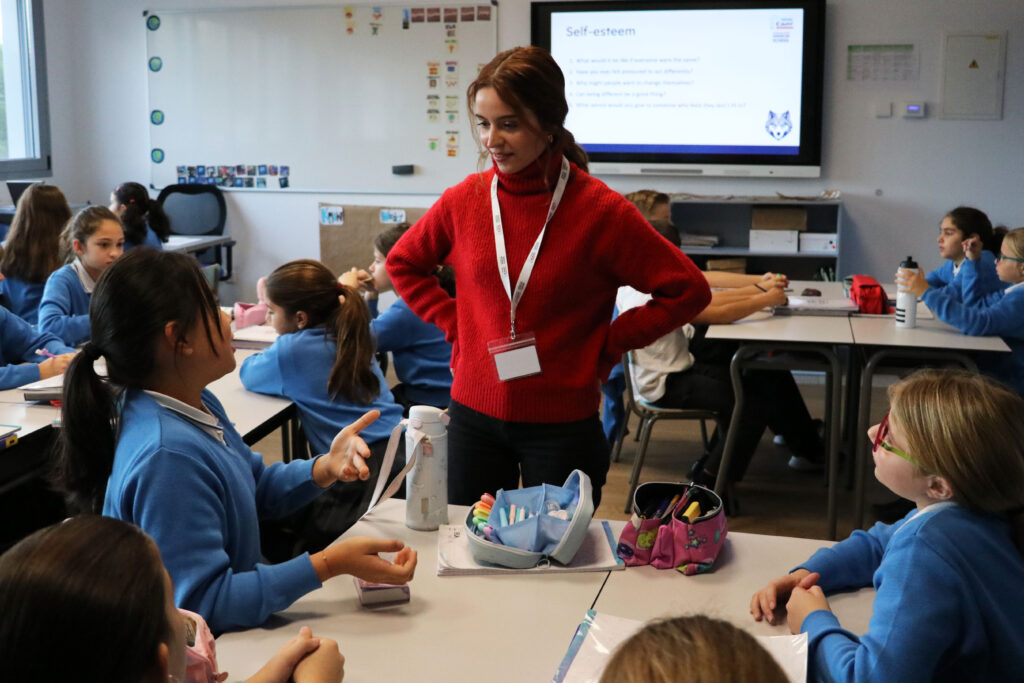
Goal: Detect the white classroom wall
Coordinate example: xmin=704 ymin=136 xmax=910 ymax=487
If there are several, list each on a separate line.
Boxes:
xmin=35 ymin=0 xmax=1024 ymax=302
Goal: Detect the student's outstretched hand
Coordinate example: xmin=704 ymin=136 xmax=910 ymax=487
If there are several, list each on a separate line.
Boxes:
xmin=323 ymin=536 xmax=417 ymax=584
xmin=314 ymin=410 xmax=381 ymax=485
xmin=750 ymin=569 xmax=817 ymax=624
xmin=762 ymin=271 xmax=789 ymax=287
xmin=38 ymin=353 xmax=76 ymax=380
xmin=245 ymin=626 xmax=322 ymax=683
xmin=786 ymin=582 xmax=830 ymax=635
xmin=292 ymin=635 xmax=344 ymax=683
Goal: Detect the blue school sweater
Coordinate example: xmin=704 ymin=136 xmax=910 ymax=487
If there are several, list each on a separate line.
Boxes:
xmin=103 ymin=388 xmax=324 ymax=633
xmin=124 ymin=225 xmax=164 ymax=251
xmin=38 ymin=263 xmax=91 ymax=345
xmin=0 ymin=276 xmax=45 ymax=325
xmin=0 ymin=306 xmax=73 ymax=389
xmin=922 ymin=276 xmax=1024 ymax=395
xmin=925 ymin=251 xmax=1001 ymax=301
xmin=798 ymin=504 xmax=1024 ymax=682
xmin=239 ymin=327 xmax=403 ymax=454
xmin=368 ymin=297 xmax=452 ymax=408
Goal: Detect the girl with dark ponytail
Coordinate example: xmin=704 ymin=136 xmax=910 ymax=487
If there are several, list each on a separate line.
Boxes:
xmin=110 ymin=181 xmax=171 ymax=248
xmin=241 ymin=260 xmax=405 ymax=537
xmin=387 ymin=46 xmax=710 ymax=507
xmin=53 ymin=249 xmax=416 ymax=634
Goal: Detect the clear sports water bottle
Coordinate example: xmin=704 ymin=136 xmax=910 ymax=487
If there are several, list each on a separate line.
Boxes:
xmin=896 ymin=256 xmax=919 ymax=329
xmin=405 ymin=405 xmax=449 ymax=530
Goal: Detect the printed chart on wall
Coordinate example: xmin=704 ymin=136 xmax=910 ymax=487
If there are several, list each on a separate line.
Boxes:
xmin=145 ymin=4 xmax=497 ymax=193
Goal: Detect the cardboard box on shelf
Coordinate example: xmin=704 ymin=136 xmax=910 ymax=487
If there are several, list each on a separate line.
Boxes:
xmin=705 ymin=257 xmax=748 ymax=274
xmin=749 ymin=229 xmax=799 ymax=253
xmin=751 ymin=207 xmax=807 ymax=232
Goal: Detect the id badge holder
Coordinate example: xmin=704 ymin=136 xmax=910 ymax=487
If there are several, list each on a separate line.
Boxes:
xmin=487 ymin=332 xmax=541 ymax=381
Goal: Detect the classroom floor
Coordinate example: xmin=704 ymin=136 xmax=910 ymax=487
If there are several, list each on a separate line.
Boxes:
xmin=255 ymin=374 xmax=899 ymax=542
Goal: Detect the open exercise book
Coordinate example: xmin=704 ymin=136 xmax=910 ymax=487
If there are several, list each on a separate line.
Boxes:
xmin=20 ymin=360 xmax=107 ymax=401
xmin=554 ymin=610 xmax=808 ymax=683
xmin=232 ymin=324 xmax=278 ymax=349
xmin=436 ymin=520 xmax=625 ymax=576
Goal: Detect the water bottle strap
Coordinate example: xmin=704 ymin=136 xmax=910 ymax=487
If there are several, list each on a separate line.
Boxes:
xmin=360 ymin=419 xmax=426 ymax=519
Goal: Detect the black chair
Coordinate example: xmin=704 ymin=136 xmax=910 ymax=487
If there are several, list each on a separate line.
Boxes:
xmin=156 ymin=184 xmax=229 ymax=276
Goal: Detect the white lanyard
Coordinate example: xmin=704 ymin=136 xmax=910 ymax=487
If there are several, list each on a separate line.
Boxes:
xmin=490 ymin=155 xmax=570 ymax=339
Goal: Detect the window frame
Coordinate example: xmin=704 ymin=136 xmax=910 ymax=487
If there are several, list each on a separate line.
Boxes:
xmin=0 ymin=0 xmax=50 ymax=180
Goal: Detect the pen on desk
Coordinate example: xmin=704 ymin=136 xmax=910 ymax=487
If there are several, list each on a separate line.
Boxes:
xmin=35 ymin=349 xmax=57 ymax=359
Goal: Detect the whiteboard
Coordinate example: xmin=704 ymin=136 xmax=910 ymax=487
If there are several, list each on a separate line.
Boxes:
xmin=145 ymin=5 xmax=498 ymax=193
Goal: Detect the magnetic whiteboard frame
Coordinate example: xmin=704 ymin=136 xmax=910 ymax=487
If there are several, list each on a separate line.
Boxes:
xmin=145 ymin=5 xmax=498 ymax=194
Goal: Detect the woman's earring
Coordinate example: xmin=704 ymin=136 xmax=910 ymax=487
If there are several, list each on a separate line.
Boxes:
xmin=547 ymin=134 xmax=554 ymax=143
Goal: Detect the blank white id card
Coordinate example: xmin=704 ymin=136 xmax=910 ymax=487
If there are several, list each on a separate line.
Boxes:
xmin=487 ymin=333 xmax=542 ymax=381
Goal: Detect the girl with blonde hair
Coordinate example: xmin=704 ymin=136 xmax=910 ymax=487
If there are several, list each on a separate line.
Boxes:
xmin=751 ymin=369 xmax=1024 ymax=681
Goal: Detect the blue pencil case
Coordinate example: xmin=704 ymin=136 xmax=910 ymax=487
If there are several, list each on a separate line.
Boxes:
xmin=465 ymin=470 xmax=594 ymax=569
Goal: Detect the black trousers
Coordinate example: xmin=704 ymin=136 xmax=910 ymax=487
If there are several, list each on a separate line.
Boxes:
xmin=446 ymin=401 xmax=611 ymax=510
xmin=654 ymin=361 xmax=822 ymax=482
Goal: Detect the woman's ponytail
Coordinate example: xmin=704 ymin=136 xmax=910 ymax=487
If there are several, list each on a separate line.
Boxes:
xmin=145 ymin=197 xmax=172 ymax=242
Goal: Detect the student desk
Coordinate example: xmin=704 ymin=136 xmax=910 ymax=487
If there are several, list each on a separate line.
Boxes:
xmin=706 ymin=309 xmax=851 ymax=540
xmin=215 ymin=502 xmax=877 ymax=682
xmin=164 ymin=234 xmax=237 ymax=279
xmin=215 ymin=499 xmax=611 ymax=683
xmin=849 ymin=316 xmax=1010 ymax=529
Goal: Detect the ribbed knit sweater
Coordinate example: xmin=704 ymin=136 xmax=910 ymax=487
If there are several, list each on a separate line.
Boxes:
xmin=387 ymin=154 xmax=710 ymax=423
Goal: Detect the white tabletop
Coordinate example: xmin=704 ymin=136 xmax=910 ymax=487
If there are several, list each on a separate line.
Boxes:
xmin=707 ymin=313 xmax=854 ymax=345
xmin=209 ymin=349 xmax=293 ymax=439
xmin=849 ymin=316 xmax=1010 ymax=353
xmin=215 ymin=499 xmax=610 ymax=683
xmin=164 ymin=234 xmax=235 ymax=252
xmin=0 ymin=392 xmax=59 ymax=438
xmin=593 ymin=529 xmax=874 ymax=638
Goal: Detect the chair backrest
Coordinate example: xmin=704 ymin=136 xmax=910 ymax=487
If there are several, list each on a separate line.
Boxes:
xmin=200 ymin=263 xmax=220 ymax=300
xmin=156 ymin=184 xmax=226 ymax=237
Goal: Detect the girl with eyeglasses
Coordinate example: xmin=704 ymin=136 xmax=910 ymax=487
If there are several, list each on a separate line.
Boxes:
xmin=750 ymin=369 xmax=1024 ymax=682
xmin=898 ymin=227 xmax=1024 ymax=395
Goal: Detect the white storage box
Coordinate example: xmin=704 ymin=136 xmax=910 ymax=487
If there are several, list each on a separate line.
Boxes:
xmin=799 ymin=233 xmax=838 ymax=252
xmin=749 ymin=229 xmax=799 ymax=253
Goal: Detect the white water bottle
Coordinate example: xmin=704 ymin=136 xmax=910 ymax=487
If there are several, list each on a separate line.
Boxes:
xmin=896 ymin=255 xmax=919 ymax=329
xmin=405 ymin=406 xmax=449 ymax=530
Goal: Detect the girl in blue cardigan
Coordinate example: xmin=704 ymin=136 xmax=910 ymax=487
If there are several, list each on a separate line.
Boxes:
xmin=54 ymin=249 xmax=416 ymax=633
xmin=751 ymin=370 xmax=1024 ymax=682
xmin=0 ymin=305 xmax=75 ymax=389
xmin=340 ymin=223 xmax=454 ymax=413
xmin=900 ymin=227 xmax=1024 ymax=395
xmin=38 ymin=206 xmax=124 ymax=345
xmin=920 ymin=206 xmax=1003 ymax=301
xmin=242 ymin=260 xmax=406 ymax=546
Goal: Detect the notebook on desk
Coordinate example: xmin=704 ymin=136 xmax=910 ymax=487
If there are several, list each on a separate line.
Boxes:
xmin=774 ymin=297 xmax=858 ymax=317
xmin=232 ymin=324 xmax=278 ymax=349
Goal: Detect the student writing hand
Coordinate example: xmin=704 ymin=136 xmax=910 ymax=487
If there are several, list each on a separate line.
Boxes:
xmin=762 ymin=286 xmax=788 ymax=307
xmin=786 ymin=583 xmax=830 ymax=635
xmin=292 ymin=636 xmax=344 ymax=683
xmin=750 ymin=569 xmax=816 ymax=624
xmin=895 ymin=268 xmax=929 ymax=297
xmin=245 ymin=626 xmax=322 ymax=683
xmin=38 ymin=353 xmax=76 ymax=380
xmin=322 ymin=536 xmax=417 ymax=584
xmin=962 ymin=237 xmax=983 ymax=262
xmin=314 ymin=410 xmax=381 ymax=485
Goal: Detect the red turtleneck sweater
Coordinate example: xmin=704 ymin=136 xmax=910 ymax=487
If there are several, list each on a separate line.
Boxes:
xmin=387 ymin=155 xmax=710 ymax=423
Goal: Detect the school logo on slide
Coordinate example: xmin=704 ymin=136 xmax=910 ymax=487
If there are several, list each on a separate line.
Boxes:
xmin=765 ymin=110 xmax=792 ymax=140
